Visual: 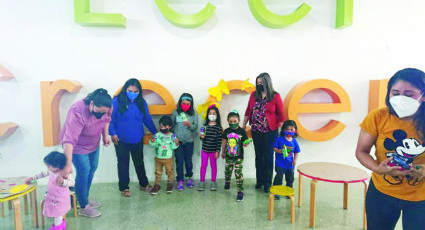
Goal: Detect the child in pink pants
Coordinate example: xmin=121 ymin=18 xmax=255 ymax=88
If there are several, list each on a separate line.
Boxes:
xmin=198 ymin=105 xmax=222 ymax=191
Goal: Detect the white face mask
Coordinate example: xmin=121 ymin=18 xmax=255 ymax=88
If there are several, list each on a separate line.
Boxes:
xmin=389 ymin=95 xmax=422 ymax=118
xmin=208 ymin=114 xmax=217 ymax=122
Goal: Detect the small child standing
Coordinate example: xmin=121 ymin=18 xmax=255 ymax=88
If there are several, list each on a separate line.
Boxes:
xmin=221 ymin=110 xmax=250 ymax=201
xmin=26 ymin=151 xmax=75 ymax=230
xmin=273 ymin=120 xmax=300 ymax=200
xmin=149 ymin=115 xmax=179 ymax=195
xmin=171 ymin=93 xmax=198 ymax=190
xmin=198 ymin=105 xmax=222 ymax=191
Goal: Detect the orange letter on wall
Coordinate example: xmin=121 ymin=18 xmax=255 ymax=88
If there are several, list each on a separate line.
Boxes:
xmin=284 ymin=79 xmax=351 ymax=142
xmin=40 ymin=80 xmax=83 ymax=146
xmin=368 ymin=79 xmax=388 ymax=113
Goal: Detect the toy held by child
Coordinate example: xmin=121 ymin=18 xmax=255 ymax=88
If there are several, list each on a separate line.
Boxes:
xmin=171 ymin=93 xmax=198 ymax=190
xmin=149 ymin=115 xmax=179 ymax=195
xmin=272 ymin=120 xmax=300 ymax=200
xmin=26 ymin=151 xmax=75 ymax=230
xmin=198 ymin=105 xmax=222 ymax=191
xmin=221 ymin=110 xmax=249 ymax=201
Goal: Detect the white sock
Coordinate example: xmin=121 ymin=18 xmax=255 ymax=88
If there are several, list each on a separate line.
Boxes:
xmin=54 ymin=216 xmax=63 ymax=226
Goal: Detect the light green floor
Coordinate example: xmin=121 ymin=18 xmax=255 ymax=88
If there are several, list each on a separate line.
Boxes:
xmin=1 ymin=178 xmax=402 ymax=230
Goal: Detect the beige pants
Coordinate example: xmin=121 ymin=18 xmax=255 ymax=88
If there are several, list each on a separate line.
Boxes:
xmin=155 ymin=158 xmax=173 ymax=185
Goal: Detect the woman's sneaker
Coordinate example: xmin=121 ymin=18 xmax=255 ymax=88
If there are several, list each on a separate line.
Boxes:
xmin=210 ymin=182 xmax=217 ymax=191
xmin=236 ymin=192 xmax=244 ymax=202
xmin=79 ymin=205 xmax=101 ymax=218
xmin=88 ymin=200 xmax=101 ymax=209
xmin=150 ymin=184 xmax=160 ymax=195
xmin=186 ymin=178 xmax=194 ymax=188
xmin=140 ymin=185 xmax=153 ymax=192
xmin=177 ymin=180 xmax=184 ymax=191
xmin=198 ymin=182 xmax=205 ymax=191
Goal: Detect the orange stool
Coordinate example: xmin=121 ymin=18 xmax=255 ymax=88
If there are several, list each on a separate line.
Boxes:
xmin=268 ymin=185 xmax=295 ymax=223
xmin=41 ymin=192 xmax=77 ymax=228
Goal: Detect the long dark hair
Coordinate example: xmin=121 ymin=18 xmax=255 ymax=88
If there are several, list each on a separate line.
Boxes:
xmin=43 ymin=151 xmax=67 ymax=169
xmin=176 ymin=93 xmax=195 ymax=116
xmin=255 ymin=72 xmax=277 ymax=102
xmin=385 ymin=68 xmax=425 ymax=141
xmin=115 ymin=78 xmax=146 ymax=114
xmin=279 ymin=120 xmax=298 ymax=138
xmin=204 ymin=105 xmax=222 ymax=127
xmin=83 ymin=88 xmax=112 ymax=108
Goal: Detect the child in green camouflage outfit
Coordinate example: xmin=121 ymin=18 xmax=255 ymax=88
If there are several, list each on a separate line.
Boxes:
xmin=221 ymin=110 xmax=251 ymax=202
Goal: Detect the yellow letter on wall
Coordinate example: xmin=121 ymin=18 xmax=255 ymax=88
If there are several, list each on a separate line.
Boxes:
xmin=368 ymin=79 xmax=389 ymax=113
xmin=284 ymin=79 xmax=351 ymax=142
xmin=40 ymin=80 xmax=83 ymax=147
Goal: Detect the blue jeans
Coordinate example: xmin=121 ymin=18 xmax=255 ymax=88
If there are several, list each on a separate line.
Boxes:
xmin=366 ymin=180 xmax=425 ymax=230
xmin=252 ymin=130 xmax=278 ymax=190
xmin=72 ymin=148 xmax=99 ymax=208
xmin=175 ymin=142 xmax=194 ymax=181
xmin=273 ymin=166 xmax=294 ymax=188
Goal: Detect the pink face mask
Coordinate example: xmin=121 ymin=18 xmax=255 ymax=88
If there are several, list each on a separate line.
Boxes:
xmin=181 ymin=104 xmax=190 ymax=112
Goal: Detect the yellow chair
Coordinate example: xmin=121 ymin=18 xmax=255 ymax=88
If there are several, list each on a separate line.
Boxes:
xmin=40 ymin=192 xmax=77 ymax=228
xmin=268 ymin=185 xmax=295 ymax=223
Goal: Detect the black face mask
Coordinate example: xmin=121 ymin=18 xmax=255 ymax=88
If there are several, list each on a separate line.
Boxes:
xmin=92 ymin=112 xmax=105 ymax=119
xmin=256 ymin=84 xmax=264 ymax=92
xmin=160 ymin=128 xmax=170 ymax=134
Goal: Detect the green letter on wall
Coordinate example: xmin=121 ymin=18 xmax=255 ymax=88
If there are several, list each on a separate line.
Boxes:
xmin=155 ymin=0 xmax=215 ymax=28
xmin=248 ymin=0 xmax=311 ymax=29
xmin=335 ymin=0 xmax=353 ymax=28
xmin=74 ymin=0 xmax=126 ymax=27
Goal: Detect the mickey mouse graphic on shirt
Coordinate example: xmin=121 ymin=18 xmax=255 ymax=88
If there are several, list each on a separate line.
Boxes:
xmin=384 ymin=130 xmax=425 ymax=185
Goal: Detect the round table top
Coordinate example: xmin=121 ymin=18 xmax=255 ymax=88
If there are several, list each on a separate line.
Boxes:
xmin=297 ymin=162 xmax=370 ymax=183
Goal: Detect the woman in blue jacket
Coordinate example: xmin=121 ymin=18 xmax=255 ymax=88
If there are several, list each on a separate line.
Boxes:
xmin=109 ymin=78 xmax=157 ymax=197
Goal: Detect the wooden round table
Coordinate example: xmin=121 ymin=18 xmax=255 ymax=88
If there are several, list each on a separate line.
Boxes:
xmin=297 ymin=162 xmax=370 ymax=229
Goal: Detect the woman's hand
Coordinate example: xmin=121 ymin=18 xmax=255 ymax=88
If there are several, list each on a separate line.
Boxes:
xmin=183 ymin=121 xmax=191 ymax=127
xmin=103 ymin=136 xmax=111 ymax=147
xmin=174 ymin=138 xmax=179 ymax=145
xmin=375 ymin=157 xmax=411 ymax=176
xmin=221 ymin=152 xmax=225 ymax=159
xmin=410 ymin=164 xmax=425 ymax=181
xmin=112 ymin=135 xmax=119 ymax=145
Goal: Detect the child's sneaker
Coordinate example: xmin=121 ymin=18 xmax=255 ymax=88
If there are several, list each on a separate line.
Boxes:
xmin=198 ymin=182 xmax=205 ymax=191
xmin=224 ymin=182 xmax=230 ymax=191
xmin=186 ymin=178 xmax=194 ymax=188
xmin=177 ymin=180 xmax=184 ymax=191
xmin=48 ymin=219 xmax=66 ymax=230
xmin=150 ymin=184 xmax=160 ymax=195
xmin=210 ymin=182 xmax=217 ymax=191
xmin=78 ymin=205 xmax=101 ymax=218
xmin=166 ymin=183 xmax=173 ymax=194
xmin=236 ymin=192 xmax=244 ymax=202
xmin=274 ymin=195 xmax=280 ymax=200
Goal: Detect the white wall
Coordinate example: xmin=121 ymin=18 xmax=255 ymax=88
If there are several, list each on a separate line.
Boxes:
xmin=1 ymin=0 xmax=425 ymax=183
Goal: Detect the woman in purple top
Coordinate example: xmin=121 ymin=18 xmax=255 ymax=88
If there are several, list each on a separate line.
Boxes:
xmin=60 ymin=88 xmax=112 ymax=218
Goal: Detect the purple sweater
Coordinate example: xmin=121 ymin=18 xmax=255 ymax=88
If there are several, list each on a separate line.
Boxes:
xmin=61 ymin=100 xmax=112 ymax=154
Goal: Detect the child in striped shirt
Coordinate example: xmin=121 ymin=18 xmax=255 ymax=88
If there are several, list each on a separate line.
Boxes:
xmin=198 ymin=105 xmax=222 ymax=191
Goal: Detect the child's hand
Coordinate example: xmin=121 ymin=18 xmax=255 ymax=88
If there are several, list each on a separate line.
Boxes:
xmin=200 ymin=134 xmax=205 ymax=139
xmin=183 ymin=121 xmax=191 ymax=127
xmin=150 ymin=138 xmax=155 ymax=143
xmin=292 ymin=160 xmax=297 ymax=166
xmin=243 ymin=143 xmax=249 ymax=147
xmin=25 ymin=177 xmax=33 ymax=185
xmin=221 ymin=153 xmax=225 ymax=159
xmin=215 ymin=152 xmax=219 ymax=160
xmin=174 ymin=138 xmax=179 ymax=145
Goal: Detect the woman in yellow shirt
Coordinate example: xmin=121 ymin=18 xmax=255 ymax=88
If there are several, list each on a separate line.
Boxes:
xmin=356 ymin=68 xmax=425 ymax=229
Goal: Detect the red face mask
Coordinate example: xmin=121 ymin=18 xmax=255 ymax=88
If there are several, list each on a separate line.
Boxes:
xmin=181 ymin=104 xmax=190 ymax=112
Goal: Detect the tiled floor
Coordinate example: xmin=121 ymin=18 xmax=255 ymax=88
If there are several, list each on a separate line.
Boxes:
xmin=1 ymin=178 xmax=402 ymax=230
